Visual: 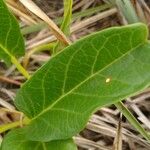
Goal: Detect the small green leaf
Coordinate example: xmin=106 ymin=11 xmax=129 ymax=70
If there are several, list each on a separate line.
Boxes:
xmin=1 ymin=129 xmax=77 ymax=150
xmin=0 ymin=0 xmax=25 ymax=64
xmin=15 ymin=23 xmax=150 ymax=141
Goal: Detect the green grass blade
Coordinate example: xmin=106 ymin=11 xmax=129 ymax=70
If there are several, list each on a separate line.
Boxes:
xmin=115 ymin=102 xmax=150 ymax=141
xmin=116 ymin=0 xmax=139 ymax=23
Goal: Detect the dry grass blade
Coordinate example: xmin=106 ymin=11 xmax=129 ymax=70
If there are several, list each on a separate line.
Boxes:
xmin=7 ymin=3 xmax=36 ymax=25
xmin=0 ymin=76 xmax=21 ymax=86
xmin=113 ymin=115 xmax=122 ymax=150
xmin=26 ymin=8 xmax=117 ymax=50
xmin=74 ymin=137 xmax=111 ymax=150
xmin=0 ymin=98 xmax=15 ymax=110
xmin=138 ymin=0 xmax=150 ymax=15
xmin=19 ymin=0 xmax=71 ymax=46
xmin=71 ymin=8 xmax=117 ymax=33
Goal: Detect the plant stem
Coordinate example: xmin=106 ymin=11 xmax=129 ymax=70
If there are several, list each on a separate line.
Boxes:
xmin=42 ymin=143 xmax=47 ymax=150
xmin=11 ymin=56 xmax=30 ymax=79
xmin=115 ymin=101 xmax=150 ymax=141
xmin=0 ymin=121 xmax=20 ymax=134
xmin=23 ymin=43 xmax=55 ymax=68
xmin=0 ymin=117 xmax=30 ymax=134
xmin=53 ymin=0 xmax=73 ymax=54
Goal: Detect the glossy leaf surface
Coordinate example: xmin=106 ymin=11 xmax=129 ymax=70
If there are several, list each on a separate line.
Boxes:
xmin=0 ymin=0 xmax=24 ymax=64
xmin=1 ymin=129 xmax=77 ymax=150
xmin=15 ymin=23 xmax=150 ymax=141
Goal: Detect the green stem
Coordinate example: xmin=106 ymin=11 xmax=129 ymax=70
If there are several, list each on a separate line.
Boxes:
xmin=23 ymin=43 xmax=55 ymax=68
xmin=115 ymin=101 xmax=150 ymax=141
xmin=42 ymin=143 xmax=47 ymax=150
xmin=53 ymin=0 xmax=73 ymax=54
xmin=30 ymin=42 xmax=55 ymax=54
xmin=11 ymin=56 xmax=30 ymax=79
xmin=0 ymin=117 xmax=30 ymax=134
xmin=0 ymin=43 xmax=30 ymax=80
xmin=0 ymin=121 xmax=20 ymax=134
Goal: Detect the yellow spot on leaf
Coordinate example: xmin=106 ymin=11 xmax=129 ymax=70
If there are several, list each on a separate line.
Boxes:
xmin=106 ymin=78 xmax=111 ymax=83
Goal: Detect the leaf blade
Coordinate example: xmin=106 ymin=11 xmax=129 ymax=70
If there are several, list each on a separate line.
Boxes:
xmin=1 ymin=129 xmax=77 ymax=150
xmin=15 ymin=23 xmax=150 ymax=141
xmin=0 ymin=0 xmax=25 ymax=64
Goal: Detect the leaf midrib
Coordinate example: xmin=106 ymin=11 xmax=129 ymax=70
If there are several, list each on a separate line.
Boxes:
xmin=42 ymin=142 xmax=47 ymax=150
xmin=0 ymin=43 xmax=12 ymax=57
xmin=31 ymin=41 xmax=147 ymax=121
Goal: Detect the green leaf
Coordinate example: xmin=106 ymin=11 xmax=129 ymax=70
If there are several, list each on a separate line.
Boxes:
xmin=15 ymin=23 xmax=150 ymax=141
xmin=0 ymin=0 xmax=25 ymax=64
xmin=1 ymin=129 xmax=77 ymax=150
